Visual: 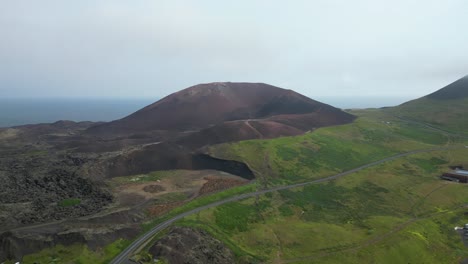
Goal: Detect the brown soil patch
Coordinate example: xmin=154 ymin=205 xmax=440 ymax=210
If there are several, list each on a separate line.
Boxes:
xmin=114 ymin=170 xmax=248 ymax=208
xmin=0 ymin=128 xmax=19 ymax=140
xmin=116 ymin=193 xmax=147 ymax=207
xmin=143 ymin=185 xmax=166 ymax=193
xmin=147 ymin=201 xmax=185 ymax=217
xmin=199 ymin=176 xmax=247 ymax=195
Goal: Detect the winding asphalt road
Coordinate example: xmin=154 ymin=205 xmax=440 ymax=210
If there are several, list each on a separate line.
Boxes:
xmin=110 ymin=146 xmax=463 ymax=264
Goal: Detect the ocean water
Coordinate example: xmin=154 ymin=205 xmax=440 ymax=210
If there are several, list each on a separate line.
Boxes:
xmin=0 ymin=96 xmax=413 ymax=128
xmin=0 ymin=98 xmax=154 ymax=128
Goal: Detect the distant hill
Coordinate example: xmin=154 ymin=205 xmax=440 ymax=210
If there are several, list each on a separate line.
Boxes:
xmin=390 ymin=75 xmax=468 ymax=133
xmin=87 ymin=82 xmax=355 ymax=137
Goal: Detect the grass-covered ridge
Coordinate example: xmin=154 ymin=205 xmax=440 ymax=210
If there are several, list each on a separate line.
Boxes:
xmin=388 ymin=97 xmax=468 ymax=135
xmin=208 ymin=109 xmax=455 ymax=186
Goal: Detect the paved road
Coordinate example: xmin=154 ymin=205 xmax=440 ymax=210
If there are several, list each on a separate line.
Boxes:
xmin=110 ymin=146 xmax=462 ymax=264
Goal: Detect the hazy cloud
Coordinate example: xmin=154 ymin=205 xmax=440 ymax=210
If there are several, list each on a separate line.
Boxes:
xmin=1 ymin=0 xmax=467 ymax=99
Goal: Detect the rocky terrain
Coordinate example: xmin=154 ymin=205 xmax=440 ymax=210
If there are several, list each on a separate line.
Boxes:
xmin=0 ymin=122 xmax=113 ymax=230
xmin=149 ymin=227 xmax=235 ymax=264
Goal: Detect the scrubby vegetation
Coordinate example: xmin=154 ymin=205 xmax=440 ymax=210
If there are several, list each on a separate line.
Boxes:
xmin=142 ymin=183 xmax=257 ymax=232
xmin=58 ymin=198 xmax=81 ymax=207
xmin=14 ymin=239 xmax=130 ymax=264
xmin=176 ymin=149 xmax=468 ymax=263
xmin=111 ymin=170 xmax=183 ymax=185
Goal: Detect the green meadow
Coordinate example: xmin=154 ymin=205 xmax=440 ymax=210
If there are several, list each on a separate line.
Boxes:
xmin=175 ymin=149 xmax=468 ymax=263
xmin=169 ymin=109 xmax=468 ymax=263
xmin=208 ymin=109 xmax=456 ymax=186
xmin=389 ymin=97 xmax=468 ymax=135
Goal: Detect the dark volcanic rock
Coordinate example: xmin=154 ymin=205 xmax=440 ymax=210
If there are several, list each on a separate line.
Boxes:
xmin=92 ymin=142 xmax=255 ymax=180
xmin=149 ymin=227 xmax=235 ymax=264
xmin=0 ymin=152 xmax=113 ymax=230
xmin=192 ymin=154 xmax=255 ymax=180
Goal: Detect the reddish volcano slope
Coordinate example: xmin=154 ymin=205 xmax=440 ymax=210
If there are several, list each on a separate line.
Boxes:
xmin=87 ymin=82 xmax=355 ymax=136
xmin=83 ymin=82 xmax=356 ymax=178
xmin=175 ymin=120 xmax=304 ymax=149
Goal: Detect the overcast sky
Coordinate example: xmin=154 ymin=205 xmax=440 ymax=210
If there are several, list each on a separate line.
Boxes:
xmin=1 ymin=0 xmax=467 ymax=100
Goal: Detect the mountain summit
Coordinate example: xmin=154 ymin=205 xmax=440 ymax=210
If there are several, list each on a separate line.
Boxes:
xmin=88 ymin=82 xmax=355 ymax=136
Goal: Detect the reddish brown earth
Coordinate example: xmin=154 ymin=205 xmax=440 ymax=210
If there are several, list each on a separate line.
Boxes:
xmin=147 ymin=202 xmax=185 ymax=217
xmin=143 ymin=185 xmax=166 ymax=193
xmin=198 ymin=176 xmax=247 ymax=195
xmin=81 ymin=82 xmax=355 ymax=178
xmin=175 ymin=120 xmax=304 ymax=149
xmin=87 ymin=82 xmax=355 ymax=137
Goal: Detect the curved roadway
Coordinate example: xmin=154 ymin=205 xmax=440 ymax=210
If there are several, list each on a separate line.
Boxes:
xmin=111 ymin=146 xmax=462 ymax=264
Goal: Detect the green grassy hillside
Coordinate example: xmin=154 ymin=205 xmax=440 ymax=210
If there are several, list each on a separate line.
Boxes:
xmin=172 ymin=109 xmax=468 ymax=263
xmin=387 ymin=76 xmax=468 ymax=135
xmin=389 ymin=97 xmax=468 ymax=134
xmin=178 ymin=148 xmax=468 ymax=263
xmin=208 ymin=109 xmax=457 ymax=186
